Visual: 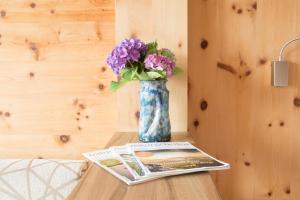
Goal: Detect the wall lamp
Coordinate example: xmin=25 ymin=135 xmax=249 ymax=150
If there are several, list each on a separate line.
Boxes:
xmin=272 ymin=37 xmax=300 ymax=87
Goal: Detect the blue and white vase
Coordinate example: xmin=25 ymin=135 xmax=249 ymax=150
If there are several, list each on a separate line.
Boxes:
xmin=139 ymin=80 xmax=171 ymax=142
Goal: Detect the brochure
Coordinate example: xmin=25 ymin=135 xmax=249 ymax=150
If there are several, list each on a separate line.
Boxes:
xmin=83 ymin=142 xmax=230 ymax=185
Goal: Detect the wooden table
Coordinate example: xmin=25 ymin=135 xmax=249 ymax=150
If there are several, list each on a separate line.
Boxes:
xmin=67 ymin=133 xmax=221 ymax=200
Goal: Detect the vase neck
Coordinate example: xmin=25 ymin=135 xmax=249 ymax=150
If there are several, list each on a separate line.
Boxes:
xmin=140 ymin=80 xmax=167 ymax=90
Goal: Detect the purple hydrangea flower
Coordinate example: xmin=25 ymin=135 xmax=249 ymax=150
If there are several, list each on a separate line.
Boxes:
xmin=144 ymin=54 xmax=176 ymax=77
xmin=106 ymin=38 xmax=146 ymax=74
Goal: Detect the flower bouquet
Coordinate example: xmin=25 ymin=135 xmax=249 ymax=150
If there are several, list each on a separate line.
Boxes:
xmin=106 ymin=38 xmax=182 ymax=142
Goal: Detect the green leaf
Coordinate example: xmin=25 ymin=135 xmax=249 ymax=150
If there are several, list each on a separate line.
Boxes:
xmin=137 ymin=70 xmax=150 ymax=80
xmin=173 ymin=66 xmax=183 ymax=75
xmin=147 ymin=41 xmax=158 ymax=54
xmin=157 ymin=70 xmax=167 ymax=77
xmin=140 ymin=71 xmax=150 ymax=81
xmin=131 ymin=66 xmax=138 ymax=80
xmin=160 ymin=49 xmax=175 ymax=60
xmin=120 ymin=66 xmax=140 ymax=81
xmin=120 ymin=68 xmax=130 ymax=76
xmin=120 ymin=68 xmax=132 ymax=81
xmin=146 ymin=71 xmax=164 ymax=79
xmin=110 ymin=81 xmax=121 ymax=92
xmin=110 ymin=79 xmax=129 ymax=91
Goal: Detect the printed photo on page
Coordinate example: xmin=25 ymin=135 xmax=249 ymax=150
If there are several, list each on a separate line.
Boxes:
xmin=110 ymin=145 xmax=147 ymax=179
xmin=129 ymin=142 xmax=230 ymax=175
xmin=83 ymin=149 xmax=138 ymax=185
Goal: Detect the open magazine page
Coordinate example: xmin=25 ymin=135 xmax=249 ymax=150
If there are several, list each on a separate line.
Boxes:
xmin=110 ymin=145 xmax=148 ymax=179
xmin=83 ymin=149 xmax=141 ymax=185
xmin=129 ymin=142 xmax=230 ymax=176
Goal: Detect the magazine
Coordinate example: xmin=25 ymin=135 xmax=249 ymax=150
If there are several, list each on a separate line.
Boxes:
xmin=129 ymin=142 xmax=229 ymax=176
xmin=83 ymin=142 xmax=230 ymax=185
xmin=83 ymin=149 xmax=140 ymax=185
xmin=83 ymin=149 xmax=158 ymax=185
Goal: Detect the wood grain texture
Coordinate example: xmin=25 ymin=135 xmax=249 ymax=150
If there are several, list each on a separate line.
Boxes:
xmin=189 ymin=0 xmax=300 ymax=199
xmin=115 ymin=0 xmax=188 ymax=132
xmin=0 ymin=0 xmax=116 ymax=159
xmin=67 ymin=132 xmax=221 ymax=200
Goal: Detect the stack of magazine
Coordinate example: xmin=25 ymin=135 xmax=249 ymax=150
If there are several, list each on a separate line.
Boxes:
xmin=83 ymin=142 xmax=230 ymax=185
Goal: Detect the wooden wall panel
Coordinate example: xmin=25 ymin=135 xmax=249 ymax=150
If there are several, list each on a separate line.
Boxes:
xmin=0 ymin=0 xmax=116 ymax=159
xmin=189 ymin=0 xmax=300 ymax=199
xmin=115 ymin=0 xmax=188 ymax=132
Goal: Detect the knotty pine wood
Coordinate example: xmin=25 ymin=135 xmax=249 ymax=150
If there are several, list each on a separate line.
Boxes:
xmin=0 ymin=0 xmax=116 ymax=159
xmin=189 ymin=0 xmax=300 ymax=199
xmin=67 ymin=132 xmax=221 ymax=200
xmin=115 ymin=0 xmax=188 ymax=132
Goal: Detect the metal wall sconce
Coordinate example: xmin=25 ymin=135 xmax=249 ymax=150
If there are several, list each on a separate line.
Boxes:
xmin=272 ymin=37 xmax=300 ymax=87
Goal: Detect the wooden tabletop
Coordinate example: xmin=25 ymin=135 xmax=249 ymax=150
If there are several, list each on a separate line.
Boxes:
xmin=67 ymin=133 xmax=221 ymax=200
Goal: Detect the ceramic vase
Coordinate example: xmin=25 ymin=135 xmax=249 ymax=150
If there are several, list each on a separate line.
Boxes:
xmin=138 ymin=80 xmax=171 ymax=142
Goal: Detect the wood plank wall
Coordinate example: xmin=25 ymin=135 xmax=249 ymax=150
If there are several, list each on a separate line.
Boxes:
xmin=115 ymin=0 xmax=188 ymax=132
xmin=189 ymin=0 xmax=300 ymax=199
xmin=0 ymin=0 xmax=116 ymax=159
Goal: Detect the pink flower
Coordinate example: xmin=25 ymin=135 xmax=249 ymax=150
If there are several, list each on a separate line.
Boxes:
xmin=144 ymin=54 xmax=176 ymax=77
